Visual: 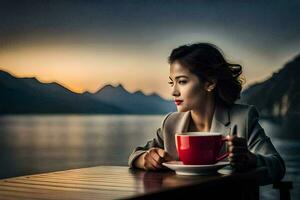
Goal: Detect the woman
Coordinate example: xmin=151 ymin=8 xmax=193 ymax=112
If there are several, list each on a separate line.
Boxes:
xmin=128 ymin=43 xmax=285 ymax=184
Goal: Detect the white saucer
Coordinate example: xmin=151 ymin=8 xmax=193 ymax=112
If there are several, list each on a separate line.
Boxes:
xmin=162 ymin=161 xmax=230 ymax=176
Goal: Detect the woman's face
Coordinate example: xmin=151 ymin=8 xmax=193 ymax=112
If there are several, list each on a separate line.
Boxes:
xmin=169 ymin=61 xmax=211 ymax=112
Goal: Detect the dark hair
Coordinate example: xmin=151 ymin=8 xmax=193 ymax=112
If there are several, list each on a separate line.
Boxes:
xmin=168 ymin=43 xmax=244 ymax=105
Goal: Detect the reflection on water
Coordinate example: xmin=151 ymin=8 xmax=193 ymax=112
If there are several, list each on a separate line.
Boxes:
xmin=0 ymin=115 xmax=299 ymax=200
xmin=0 ymin=115 xmax=164 ymax=179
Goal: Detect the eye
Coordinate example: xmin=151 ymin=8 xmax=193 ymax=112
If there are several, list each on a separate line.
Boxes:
xmin=168 ymin=81 xmax=174 ymax=86
xmin=178 ymin=80 xmax=187 ymax=84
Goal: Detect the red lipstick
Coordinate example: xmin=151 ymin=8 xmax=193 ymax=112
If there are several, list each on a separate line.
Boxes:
xmin=174 ymin=100 xmax=183 ymax=105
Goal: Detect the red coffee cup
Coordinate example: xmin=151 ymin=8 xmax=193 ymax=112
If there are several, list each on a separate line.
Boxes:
xmin=175 ymin=132 xmax=229 ymax=165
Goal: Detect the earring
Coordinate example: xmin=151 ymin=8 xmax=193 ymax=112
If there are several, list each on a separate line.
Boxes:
xmin=207 ymin=87 xmax=215 ymax=92
xmin=207 ymin=87 xmax=214 ymax=92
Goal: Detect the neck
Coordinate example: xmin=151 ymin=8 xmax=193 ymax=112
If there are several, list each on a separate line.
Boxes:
xmin=190 ymin=94 xmax=215 ymax=132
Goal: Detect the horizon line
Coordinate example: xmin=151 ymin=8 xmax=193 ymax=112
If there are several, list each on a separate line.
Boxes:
xmin=0 ymin=68 xmax=170 ymax=99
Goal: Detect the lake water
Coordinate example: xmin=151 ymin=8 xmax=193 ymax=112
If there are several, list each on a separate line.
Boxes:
xmin=0 ymin=115 xmax=299 ymax=200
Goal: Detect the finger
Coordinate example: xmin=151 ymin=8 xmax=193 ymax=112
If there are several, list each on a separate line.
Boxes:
xmin=150 ymin=158 xmax=163 ymax=169
xmin=145 ymin=151 xmax=163 ymax=169
xmin=226 ymin=135 xmax=233 ymax=141
xmin=156 ymin=149 xmax=173 ymax=161
xmin=228 ymin=137 xmax=247 ymax=147
xmin=231 ymin=136 xmax=247 ymax=146
xmin=147 ymin=153 xmax=163 ymax=169
xmin=229 ymin=155 xmax=248 ymax=163
xmin=229 ymin=152 xmax=248 ymax=158
xmin=228 ymin=135 xmax=244 ymax=144
xmin=144 ymin=161 xmax=156 ymax=171
xmin=143 ymin=152 xmax=156 ymax=170
xmin=149 ymin=151 xmax=164 ymax=164
xmin=228 ymin=146 xmax=248 ymax=153
xmin=145 ymin=159 xmax=161 ymax=170
xmin=156 ymin=148 xmax=165 ymax=158
xmin=161 ymin=151 xmax=173 ymax=161
xmin=229 ymin=156 xmax=241 ymax=162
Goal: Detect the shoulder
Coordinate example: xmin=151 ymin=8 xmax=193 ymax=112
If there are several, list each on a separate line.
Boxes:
xmin=229 ymin=103 xmax=260 ymax=130
xmin=160 ymin=111 xmax=186 ymax=127
xmin=228 ymin=103 xmax=262 ymax=138
xmin=229 ymin=103 xmax=259 ymax=118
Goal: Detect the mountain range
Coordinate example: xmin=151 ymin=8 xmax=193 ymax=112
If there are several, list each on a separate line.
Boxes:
xmin=240 ymin=54 xmax=299 ymax=118
xmin=0 ymin=70 xmax=176 ymax=114
xmin=239 ymin=54 xmax=300 ymax=138
xmin=1 ymin=54 xmax=299 ymax=118
xmin=83 ymin=84 xmax=175 ymax=114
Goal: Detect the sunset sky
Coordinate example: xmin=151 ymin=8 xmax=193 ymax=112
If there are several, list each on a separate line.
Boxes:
xmin=0 ymin=0 xmax=300 ymax=99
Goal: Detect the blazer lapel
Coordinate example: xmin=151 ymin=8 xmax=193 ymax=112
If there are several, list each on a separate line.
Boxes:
xmin=210 ymin=102 xmax=232 ymax=156
xmin=165 ymin=111 xmax=191 ymax=160
xmin=174 ymin=111 xmax=191 ymax=134
xmin=210 ymin=102 xmax=231 ymax=136
xmin=173 ymin=101 xmax=232 ymax=136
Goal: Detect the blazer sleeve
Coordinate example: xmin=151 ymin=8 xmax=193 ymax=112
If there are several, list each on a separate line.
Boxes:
xmin=128 ymin=112 xmax=172 ymax=168
xmin=247 ymin=106 xmax=286 ymax=184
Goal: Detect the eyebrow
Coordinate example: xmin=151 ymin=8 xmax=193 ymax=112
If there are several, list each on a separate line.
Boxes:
xmin=169 ymin=75 xmax=188 ymax=80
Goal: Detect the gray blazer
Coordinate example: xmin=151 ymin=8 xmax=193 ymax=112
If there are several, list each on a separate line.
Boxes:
xmin=128 ymin=102 xmax=285 ymax=184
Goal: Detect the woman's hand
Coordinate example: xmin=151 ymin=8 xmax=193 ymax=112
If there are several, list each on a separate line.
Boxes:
xmin=138 ymin=148 xmax=173 ymax=171
xmin=227 ymin=136 xmax=257 ymax=171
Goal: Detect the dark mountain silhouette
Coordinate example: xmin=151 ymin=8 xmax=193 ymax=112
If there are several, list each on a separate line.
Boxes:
xmin=240 ymin=54 xmax=300 ymax=118
xmin=84 ymin=84 xmax=176 ymax=114
xmin=239 ymin=54 xmax=300 ymax=138
xmin=0 ymin=70 xmax=176 ymax=114
xmin=0 ymin=70 xmax=124 ymax=114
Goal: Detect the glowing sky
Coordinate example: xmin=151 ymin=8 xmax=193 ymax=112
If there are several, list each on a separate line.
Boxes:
xmin=1 ymin=0 xmax=300 ymax=99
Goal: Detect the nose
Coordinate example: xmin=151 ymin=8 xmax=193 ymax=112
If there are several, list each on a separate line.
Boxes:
xmin=171 ymin=84 xmax=180 ymax=97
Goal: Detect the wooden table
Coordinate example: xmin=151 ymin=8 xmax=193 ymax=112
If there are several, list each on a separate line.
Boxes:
xmin=0 ymin=166 xmax=267 ymax=200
